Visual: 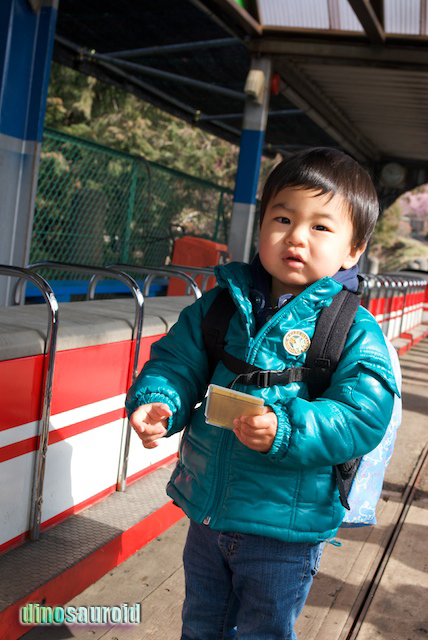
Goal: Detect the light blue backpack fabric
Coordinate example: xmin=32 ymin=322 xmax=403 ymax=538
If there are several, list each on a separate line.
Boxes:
xmin=341 ymin=336 xmax=402 ymax=527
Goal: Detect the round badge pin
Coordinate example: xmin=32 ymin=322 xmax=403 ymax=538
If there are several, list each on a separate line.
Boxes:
xmin=283 ymin=329 xmax=311 ymax=356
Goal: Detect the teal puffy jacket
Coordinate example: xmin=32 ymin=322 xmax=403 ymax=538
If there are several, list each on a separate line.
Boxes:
xmin=126 ymin=262 xmax=399 ymax=543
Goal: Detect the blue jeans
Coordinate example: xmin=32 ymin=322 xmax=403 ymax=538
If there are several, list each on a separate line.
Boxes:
xmin=181 ymin=520 xmax=323 ymax=640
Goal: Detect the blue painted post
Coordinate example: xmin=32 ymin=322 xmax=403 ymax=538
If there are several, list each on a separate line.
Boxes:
xmin=0 ymin=0 xmax=58 ymax=305
xmin=228 ymin=57 xmax=272 ymax=262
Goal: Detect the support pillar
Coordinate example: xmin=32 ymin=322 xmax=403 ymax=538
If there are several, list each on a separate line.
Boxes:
xmin=0 ymin=0 xmax=58 ymax=305
xmin=228 ymin=56 xmax=272 ymax=262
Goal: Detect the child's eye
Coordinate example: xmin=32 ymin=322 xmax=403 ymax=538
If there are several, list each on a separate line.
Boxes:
xmin=275 ymin=216 xmax=290 ymax=224
xmin=314 ymin=225 xmax=329 ymax=231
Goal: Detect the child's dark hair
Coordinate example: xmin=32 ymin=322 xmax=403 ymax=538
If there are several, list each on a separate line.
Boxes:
xmin=260 ymin=147 xmax=379 ymax=249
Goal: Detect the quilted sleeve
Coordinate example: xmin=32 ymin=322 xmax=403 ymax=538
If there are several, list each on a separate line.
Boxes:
xmin=125 ymin=287 xmax=220 ymax=435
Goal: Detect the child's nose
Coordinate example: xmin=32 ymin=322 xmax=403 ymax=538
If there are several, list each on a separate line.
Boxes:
xmin=286 ymin=225 xmax=306 ymax=246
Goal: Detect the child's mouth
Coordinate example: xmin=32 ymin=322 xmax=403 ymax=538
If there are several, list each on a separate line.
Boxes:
xmin=284 ymin=256 xmax=304 ymax=265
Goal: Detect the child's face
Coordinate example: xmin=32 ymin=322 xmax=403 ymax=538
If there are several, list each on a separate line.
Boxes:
xmin=259 ymin=187 xmax=365 ymax=299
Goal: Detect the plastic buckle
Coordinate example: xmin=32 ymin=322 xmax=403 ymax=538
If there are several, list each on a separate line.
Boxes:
xmin=255 ymin=370 xmax=270 ymax=387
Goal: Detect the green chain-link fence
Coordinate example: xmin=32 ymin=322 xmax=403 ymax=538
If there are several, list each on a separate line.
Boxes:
xmin=32 ymin=128 xmax=235 ymax=278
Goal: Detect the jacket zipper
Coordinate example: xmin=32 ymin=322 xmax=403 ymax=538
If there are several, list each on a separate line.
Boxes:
xmin=201 ymin=290 xmax=301 ymax=525
xmin=201 ymin=429 xmax=233 ymax=525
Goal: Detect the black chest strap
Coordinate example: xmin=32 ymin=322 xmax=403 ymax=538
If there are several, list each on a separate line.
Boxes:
xmin=202 ymin=286 xmax=360 ymax=397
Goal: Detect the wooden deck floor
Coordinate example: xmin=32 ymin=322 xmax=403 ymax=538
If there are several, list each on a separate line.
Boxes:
xmin=22 ymin=339 xmax=428 ymax=640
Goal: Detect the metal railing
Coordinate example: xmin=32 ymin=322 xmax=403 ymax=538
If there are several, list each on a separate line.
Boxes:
xmin=162 ymin=265 xmax=216 ymax=294
xmin=0 ymin=265 xmax=59 ymax=541
xmin=33 ymin=128 xmax=233 ymax=269
xmin=14 ymin=261 xmax=144 ymax=492
xmin=361 ymin=273 xmax=427 ymax=341
xmin=89 ymin=264 xmax=202 ymax=300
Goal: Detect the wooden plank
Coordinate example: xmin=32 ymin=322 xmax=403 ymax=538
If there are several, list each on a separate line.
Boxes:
xmin=22 ymin=519 xmax=189 ymax=640
xmin=95 ymin=568 xmax=185 ymax=640
xmin=356 ymin=502 xmax=428 ymax=640
xmin=141 ymin=568 xmax=185 ymax=639
xmin=296 ymin=497 xmax=401 ymax=640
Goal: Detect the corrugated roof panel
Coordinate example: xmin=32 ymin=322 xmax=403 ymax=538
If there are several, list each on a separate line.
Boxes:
xmin=258 ymin=0 xmax=330 ymax=29
xmin=338 ymin=0 xmax=364 ymax=31
xmin=295 ymin=63 xmax=428 ymax=160
xmin=385 ymin=0 xmax=421 ymax=35
xmin=258 ymin=0 xmax=425 ymax=35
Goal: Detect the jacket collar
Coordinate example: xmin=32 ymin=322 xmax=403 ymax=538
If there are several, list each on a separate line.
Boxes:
xmin=250 ymin=253 xmax=359 ymax=298
xmin=215 ymin=259 xmax=345 ymax=332
xmin=248 ymin=254 xmax=359 ymax=329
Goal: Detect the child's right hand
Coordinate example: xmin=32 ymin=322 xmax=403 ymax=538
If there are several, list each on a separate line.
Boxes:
xmin=129 ymin=403 xmax=172 ymax=449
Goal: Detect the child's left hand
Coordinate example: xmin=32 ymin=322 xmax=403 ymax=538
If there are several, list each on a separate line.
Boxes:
xmin=233 ymin=407 xmax=278 ymax=453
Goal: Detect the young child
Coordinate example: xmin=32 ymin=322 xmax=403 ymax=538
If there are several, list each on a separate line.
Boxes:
xmin=126 ymin=147 xmax=399 ymax=640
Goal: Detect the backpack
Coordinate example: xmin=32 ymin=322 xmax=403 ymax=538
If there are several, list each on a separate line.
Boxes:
xmin=341 ymin=337 xmax=401 ymax=527
xmin=201 ymin=286 xmax=401 ymax=528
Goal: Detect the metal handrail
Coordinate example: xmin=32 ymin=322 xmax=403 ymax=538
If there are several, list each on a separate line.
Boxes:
xmin=360 ymin=274 xmax=379 ymax=310
xmin=14 ymin=261 xmax=145 ymax=493
xmin=162 ymin=265 xmax=215 ymax=293
xmin=90 ymin=264 xmax=202 ymax=299
xmin=0 ymin=265 xmax=59 ymax=541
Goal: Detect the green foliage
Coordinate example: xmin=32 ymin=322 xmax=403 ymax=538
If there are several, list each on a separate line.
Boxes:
xmin=46 ymin=62 xmax=243 ymax=188
xmin=371 ymin=202 xmax=402 ymax=250
xmin=38 ymin=62 xmax=281 ymax=270
xmin=371 ymin=197 xmax=428 ymax=271
xmin=376 ymin=237 xmax=428 ymax=271
xmin=46 ymin=62 xmax=277 ymax=191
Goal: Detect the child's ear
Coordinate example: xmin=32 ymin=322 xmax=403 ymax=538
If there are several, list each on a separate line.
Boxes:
xmin=342 ymin=244 xmax=366 ymax=269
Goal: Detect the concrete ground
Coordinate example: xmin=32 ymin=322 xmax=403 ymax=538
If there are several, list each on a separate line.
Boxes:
xmin=22 ymin=339 xmax=428 ymax=640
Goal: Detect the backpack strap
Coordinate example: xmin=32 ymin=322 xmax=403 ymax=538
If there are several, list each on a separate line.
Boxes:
xmin=334 ymin=458 xmax=362 ymax=511
xmin=304 ymin=288 xmax=361 ymax=399
xmin=202 ymin=288 xmax=238 ymax=380
xmin=303 ymin=287 xmax=362 ymax=510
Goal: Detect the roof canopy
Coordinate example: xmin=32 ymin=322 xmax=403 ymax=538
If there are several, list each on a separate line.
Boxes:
xmin=54 ymin=0 xmax=428 ymax=168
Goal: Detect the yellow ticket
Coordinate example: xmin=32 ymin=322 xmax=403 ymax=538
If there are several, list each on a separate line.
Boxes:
xmin=205 ymin=384 xmax=265 ymax=430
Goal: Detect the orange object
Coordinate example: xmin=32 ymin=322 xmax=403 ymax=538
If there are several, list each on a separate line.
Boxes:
xmin=167 ymin=236 xmax=230 ymax=296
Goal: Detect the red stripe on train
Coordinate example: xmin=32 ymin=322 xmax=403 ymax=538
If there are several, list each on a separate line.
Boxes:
xmin=0 ymin=355 xmax=44 ymax=432
xmin=0 ymin=334 xmax=163 ymax=432
xmin=0 ymin=408 xmax=126 ymax=463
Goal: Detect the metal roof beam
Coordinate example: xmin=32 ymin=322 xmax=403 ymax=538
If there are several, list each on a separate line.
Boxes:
xmin=54 ymin=35 xmax=243 ymax=143
xmin=370 ymin=0 xmax=384 ymax=27
xmin=421 ymin=0 xmax=427 ymax=36
xmin=277 ymin=60 xmax=380 ymax=162
xmin=250 ymin=38 xmax=428 ymax=71
xmin=106 ymin=37 xmax=242 ymax=59
xmin=196 ymin=108 xmax=302 ymax=122
xmin=327 ymin=0 xmax=341 ymax=31
xmin=347 ymin=0 xmax=385 ymax=43
xmin=84 ymin=51 xmax=247 ymax=102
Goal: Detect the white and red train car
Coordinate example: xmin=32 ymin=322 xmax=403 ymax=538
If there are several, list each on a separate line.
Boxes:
xmin=0 ymin=269 xmax=427 ymax=554
xmin=0 ymin=293 xmax=191 ymax=554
